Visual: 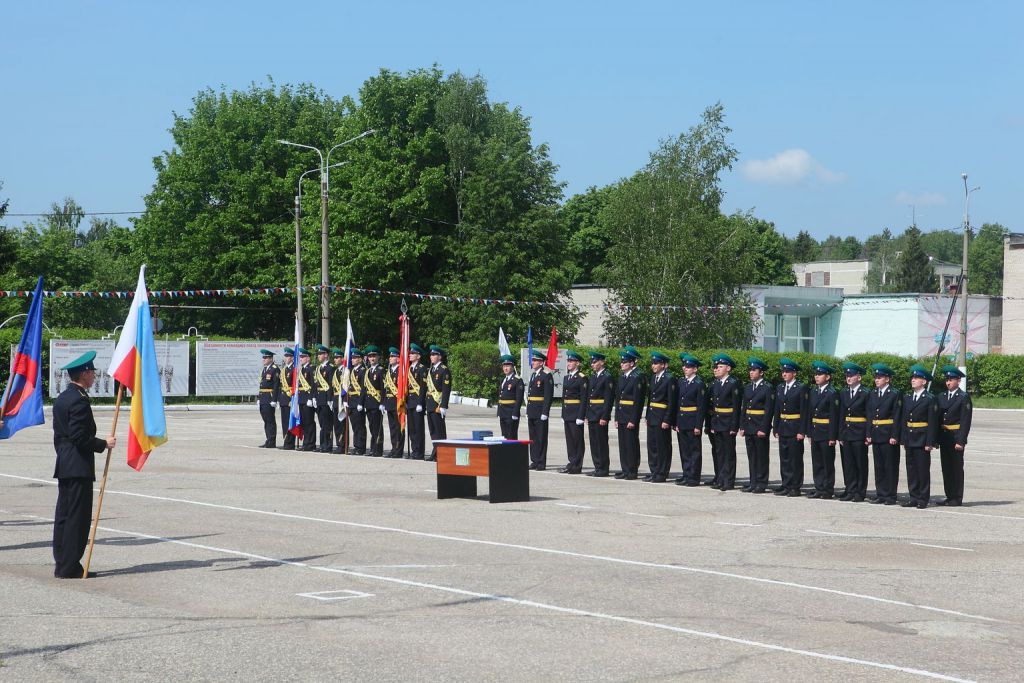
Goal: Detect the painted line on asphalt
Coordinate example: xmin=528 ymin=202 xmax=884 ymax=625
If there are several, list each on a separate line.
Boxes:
xmin=626 ymin=512 xmax=669 ymax=519
xmin=556 ymin=503 xmax=594 ymax=510
xmin=967 ymin=460 xmax=1024 ymax=468
xmin=715 ymin=522 xmax=763 ymax=527
xmin=933 ymin=509 xmax=1024 ymax=521
xmin=20 ymin=513 xmax=976 ymax=683
xmin=0 ymin=473 xmax=1000 ymax=623
xmin=806 ymin=529 xmax=864 ymax=538
xmin=910 ymin=543 xmax=974 ymax=552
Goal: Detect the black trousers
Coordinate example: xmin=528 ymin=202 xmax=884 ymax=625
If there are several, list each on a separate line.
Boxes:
xmin=939 ymin=434 xmax=964 ymax=503
xmin=872 ymin=440 xmax=900 ymax=501
xmin=708 ymin=431 xmax=720 ymax=483
xmin=840 ymin=440 xmax=869 ymax=497
xmin=744 ymin=433 xmax=769 ymax=488
xmin=810 ymin=440 xmax=835 ymax=494
xmin=427 ymin=409 xmax=446 ymax=457
xmin=259 ymin=403 xmax=277 ymax=445
xmin=367 ymin=407 xmax=384 ymax=456
xmin=528 ymin=416 xmax=549 ymax=468
xmin=905 ymin=447 xmax=931 ymax=503
xmin=316 ymin=401 xmax=334 ymax=450
xmin=407 ymin=404 xmax=426 ymax=457
xmin=588 ymin=421 xmax=610 ymax=474
xmin=53 ymin=478 xmax=92 ymax=577
xmin=646 ymin=423 xmax=672 ymax=477
xmin=386 ymin=409 xmax=403 ymax=456
xmin=617 ymin=423 xmax=640 ymax=475
xmin=279 ymin=401 xmax=296 ymax=448
xmin=499 ymin=417 xmax=520 ymax=440
xmin=675 ymin=429 xmax=702 ymax=483
xmin=710 ymin=431 xmax=736 ymax=488
xmin=564 ymin=420 xmax=585 ymax=471
xmin=777 ymin=435 xmax=805 ymax=492
xmin=300 ymin=403 xmax=316 ymax=448
xmin=350 ymin=406 xmax=367 ymax=453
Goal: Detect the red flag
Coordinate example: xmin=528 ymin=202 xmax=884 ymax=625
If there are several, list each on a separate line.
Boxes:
xmin=545 ymin=326 xmax=558 ymax=371
xmin=397 ymin=313 xmax=410 ymax=430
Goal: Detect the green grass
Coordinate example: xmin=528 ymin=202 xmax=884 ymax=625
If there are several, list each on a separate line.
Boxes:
xmin=973 ymin=396 xmax=1024 ymax=409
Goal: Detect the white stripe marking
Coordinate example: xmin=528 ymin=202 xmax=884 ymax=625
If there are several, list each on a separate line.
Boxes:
xmin=626 ymin=512 xmax=668 ymax=519
xmin=934 ymin=509 xmax=1024 ymax=522
xmin=297 ymin=589 xmax=374 ymax=601
xmin=19 ymin=514 xmax=975 ymax=683
xmin=966 ymin=460 xmax=1024 ymax=468
xmin=806 ymin=529 xmax=864 ymax=538
xmin=715 ymin=522 xmax=763 ymax=527
xmin=910 ymin=543 xmax=975 ymax=552
xmin=556 ymin=503 xmax=594 ymax=509
xmin=0 ymin=474 xmax=998 ymax=623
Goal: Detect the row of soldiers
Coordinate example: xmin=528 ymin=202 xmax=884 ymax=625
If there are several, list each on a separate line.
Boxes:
xmin=496 ymin=349 xmax=972 ymax=508
xmin=257 ymin=343 xmax=451 ymax=460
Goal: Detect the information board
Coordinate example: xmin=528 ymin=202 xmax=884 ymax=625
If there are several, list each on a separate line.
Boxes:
xmin=196 ymin=341 xmax=290 ymax=396
xmin=48 ymin=340 xmax=116 ymax=398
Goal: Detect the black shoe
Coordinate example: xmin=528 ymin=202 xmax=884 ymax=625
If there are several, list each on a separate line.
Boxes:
xmin=642 ymin=474 xmax=654 ymax=482
xmin=260 ymin=442 xmax=275 ymax=448
xmin=684 ymin=481 xmax=700 ymax=487
xmin=566 ymin=469 xmax=582 ymax=475
xmin=916 ymin=501 xmax=928 ymax=509
xmin=946 ymin=500 xmax=962 ymax=507
xmin=592 ymin=471 xmax=609 ymax=477
xmin=424 ymin=455 xmax=436 ymax=462
xmin=819 ymin=493 xmax=834 ymax=500
xmin=751 ymin=487 xmax=767 ymax=494
xmin=650 ymin=475 xmax=666 ymax=483
xmin=411 ymin=454 xmax=425 ymax=461
xmin=901 ymin=500 xmax=917 ymax=508
xmin=614 ymin=472 xmax=627 ymax=479
xmin=868 ymin=497 xmax=883 ymax=504
xmin=786 ymin=490 xmax=801 ymax=497
xmin=806 ymin=491 xmax=821 ymax=499
xmin=281 ymin=445 xmax=295 ymax=451
xmin=623 ymin=474 xmax=637 ymax=480
xmin=56 ymin=571 xmax=96 ymax=579
xmin=852 ymin=495 xmax=865 ymax=502
xmin=674 ymin=476 xmax=686 ymax=483
xmin=883 ymin=499 xmax=897 ymax=505
xmin=772 ymin=486 xmax=787 ymax=493
xmin=839 ymin=494 xmax=854 ymax=502
xmin=741 ymin=485 xmax=753 ymax=493
xmin=331 ymin=447 xmax=343 ymax=454
xmin=301 ymin=446 xmax=317 ymax=452
xmin=774 ymin=489 xmax=789 ymax=496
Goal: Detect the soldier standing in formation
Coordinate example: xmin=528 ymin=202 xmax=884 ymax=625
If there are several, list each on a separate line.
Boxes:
xmin=560 ymin=351 xmax=588 ymax=474
xmin=866 ymin=362 xmax=901 ymax=505
xmin=405 ymin=344 xmax=428 ymax=459
xmin=673 ymin=353 xmax=705 ymax=487
xmin=314 ymin=345 xmax=335 ymax=453
xmin=526 ymin=350 xmax=554 ymax=470
xmin=740 ymin=357 xmax=773 ymax=493
xmin=644 ymin=351 xmax=674 ymax=482
xmin=838 ymin=362 xmax=869 ymax=501
xmin=586 ymin=351 xmax=614 ymax=477
xmin=297 ymin=348 xmax=317 ymax=451
xmin=707 ymin=354 xmax=740 ymax=490
xmin=901 ymin=364 xmax=939 ymax=508
xmin=614 ymin=348 xmax=646 ymax=480
xmin=937 ymin=365 xmax=972 ymax=506
xmin=348 ymin=348 xmax=367 ymax=455
xmin=279 ymin=348 xmax=297 ymax=451
xmin=383 ymin=347 xmax=404 ymax=458
xmin=773 ymin=358 xmax=808 ymax=496
xmin=807 ymin=361 xmax=839 ymax=498
xmin=425 ymin=345 xmax=451 ymax=461
xmin=362 ymin=346 xmax=385 ymax=457
xmin=331 ymin=347 xmax=347 ymax=454
xmin=258 ymin=349 xmax=280 ymax=448
xmin=497 ymin=353 xmax=524 ymax=440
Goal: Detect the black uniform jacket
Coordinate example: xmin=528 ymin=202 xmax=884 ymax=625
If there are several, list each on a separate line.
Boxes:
xmin=407 ymin=362 xmax=428 ymax=408
xmin=363 ymin=364 xmax=385 ymax=410
xmin=741 ymin=380 xmax=774 ymax=434
xmin=707 ymin=376 xmax=741 ymax=433
xmin=807 ymin=384 xmax=840 ymax=442
xmin=259 ymin=364 xmax=281 ymax=406
xmin=901 ymin=391 xmax=939 ymax=448
xmin=675 ymin=375 xmax=706 ymax=432
xmin=866 ymin=387 xmax=902 ymax=443
xmin=586 ymin=369 xmax=614 ymax=422
xmin=425 ymin=363 xmax=452 ymax=411
xmin=645 ymin=371 xmax=676 ymax=427
xmin=561 ymin=371 xmax=589 ymax=422
xmin=614 ymin=369 xmax=647 ymax=425
xmin=526 ymin=369 xmax=554 ymax=419
xmin=937 ymin=388 xmax=972 ymax=447
xmin=496 ymin=373 xmax=525 ymax=419
xmin=772 ymin=380 xmax=809 ymax=437
xmin=52 ymin=385 xmax=107 ymax=480
xmin=838 ymin=385 xmax=870 ymax=441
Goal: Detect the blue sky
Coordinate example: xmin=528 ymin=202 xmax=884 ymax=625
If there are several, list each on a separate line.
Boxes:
xmin=2 ymin=1 xmax=1020 ymax=239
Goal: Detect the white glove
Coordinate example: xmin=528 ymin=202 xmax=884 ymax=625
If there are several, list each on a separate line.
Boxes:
xmin=356 ymin=404 xmax=364 ymax=412
xmin=313 ymin=399 xmax=318 ymax=409
xmin=416 ymin=405 xmax=423 ymax=413
xmin=511 ymin=415 xmax=519 ymax=421
xmin=306 ymin=399 xmax=313 ymax=407
xmin=439 ymin=407 xmax=447 ymax=417
xmin=541 ymin=414 xmax=548 ymax=422
xmin=575 ymin=418 xmax=584 ymax=426
xmin=270 ymin=401 xmax=278 ymax=408
xmin=379 ymin=404 xmax=387 ymax=414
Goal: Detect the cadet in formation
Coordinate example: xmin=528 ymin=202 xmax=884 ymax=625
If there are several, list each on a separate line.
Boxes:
xmin=614 ymin=347 xmax=646 ymax=480
xmin=673 ymin=353 xmax=705 ymax=487
xmin=526 ymin=350 xmax=554 ymax=470
xmin=901 ymin=364 xmax=939 ymax=508
xmin=838 ymin=362 xmax=869 ymax=502
xmin=314 ymin=345 xmax=335 ymax=453
xmin=866 ymin=362 xmax=901 ymax=504
xmin=296 ymin=348 xmax=317 ymax=451
xmin=496 ymin=354 xmax=524 ymax=439
xmin=937 ymin=365 xmax=972 ymax=506
xmin=331 ymin=347 xmax=347 ymax=454
xmin=773 ymin=358 xmax=808 ymax=496
xmin=347 ymin=348 xmax=367 ymax=455
xmin=258 ymin=349 xmax=280 ymax=448
xmin=279 ymin=348 xmax=297 ymax=450
xmin=706 ymin=354 xmax=741 ymax=490
xmin=586 ymin=351 xmax=614 ymax=477
xmin=740 ymin=357 xmax=773 ymax=493
xmin=362 ymin=346 xmax=385 ymax=457
xmin=807 ymin=361 xmax=839 ymax=498
xmin=383 ymin=347 xmax=404 ymax=457
xmin=644 ymin=351 xmax=674 ymax=482
xmin=425 ymin=345 xmax=451 ymax=461
xmin=560 ymin=351 xmax=588 ymax=474
xmin=405 ymin=344 xmax=428 ymax=459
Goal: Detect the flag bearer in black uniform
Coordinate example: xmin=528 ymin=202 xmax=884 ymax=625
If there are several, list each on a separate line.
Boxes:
xmin=51 ymin=351 xmax=116 ymax=578
xmin=348 ymin=348 xmax=367 ymax=454
xmin=331 ymin=347 xmax=347 ymax=454
xmin=383 ymin=347 xmax=404 ymax=458
xmin=674 ymin=353 xmax=706 ymax=487
xmin=772 ymin=358 xmax=808 ymax=496
xmin=807 ymin=361 xmax=840 ymax=498
xmin=258 ymin=349 xmax=280 ymax=448
xmin=707 ymin=354 xmax=741 ymax=490
xmin=526 ymin=350 xmax=554 ymax=470
xmin=838 ymin=362 xmax=870 ymax=502
xmin=901 ymin=364 xmax=939 ymax=509
xmin=866 ymin=362 xmax=902 ymax=505
xmin=614 ymin=348 xmax=646 ymax=480
xmin=586 ymin=351 xmax=614 ymax=477
xmin=560 ymin=351 xmax=589 ymax=474
xmin=314 ymin=345 xmax=335 ymax=453
xmin=363 ymin=346 xmax=385 ymax=457
xmin=644 ymin=351 xmax=675 ymax=482
xmin=279 ymin=348 xmax=297 ymax=451
xmin=937 ymin=365 xmax=972 ymax=507
xmin=497 ymin=354 xmax=524 ymax=440
xmin=740 ymin=357 xmax=774 ymax=493
xmin=297 ymin=348 xmax=317 ymax=451
xmin=425 ymin=345 xmax=451 ymax=461
xmin=406 ymin=344 xmax=429 ymax=459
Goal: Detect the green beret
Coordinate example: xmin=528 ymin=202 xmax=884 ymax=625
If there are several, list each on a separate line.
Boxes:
xmin=909 ymin=363 xmax=933 ymax=381
xmin=941 ymin=364 xmax=965 ymax=379
xmin=260 ymin=348 xmax=274 ymax=357
xmin=812 ymin=360 xmax=834 ymax=374
xmin=711 ymin=353 xmax=735 ymax=368
xmin=62 ymin=350 xmax=97 ymax=372
xmin=500 ymin=354 xmax=516 ymax=364
xmin=843 ymin=361 xmax=866 ymax=376
xmin=747 ymin=356 xmax=767 ymax=371
xmin=779 ymin=357 xmax=800 ymax=372
xmin=566 ymin=350 xmax=583 ymax=362
xmin=870 ymin=362 xmax=893 ymax=377
xmin=649 ymin=351 xmax=669 ymax=364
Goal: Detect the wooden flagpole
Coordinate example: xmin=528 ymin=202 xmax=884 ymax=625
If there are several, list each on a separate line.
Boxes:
xmin=82 ymin=384 xmax=124 ymax=578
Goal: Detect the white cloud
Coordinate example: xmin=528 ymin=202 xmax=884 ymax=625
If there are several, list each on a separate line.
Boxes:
xmin=894 ymin=190 xmax=947 ymax=207
xmin=740 ymin=148 xmax=846 ymax=185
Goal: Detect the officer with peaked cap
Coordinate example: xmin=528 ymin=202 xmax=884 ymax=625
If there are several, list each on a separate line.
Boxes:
xmin=279 ymin=347 xmax=297 ymax=450
xmin=51 ymin=351 xmax=116 ymax=578
xmin=405 ymin=343 xmax=429 ymax=459
xmin=330 ymin=347 xmax=347 ymax=454
xmin=900 ymin=364 xmax=939 ymax=508
xmin=838 ymin=361 xmax=870 ymax=502
xmin=937 ymin=365 xmax=972 ymax=506
xmin=497 ymin=353 xmax=525 ymax=439
xmin=614 ymin=348 xmax=647 ymax=479
xmin=560 ymin=350 xmax=589 ymax=474
xmin=707 ymin=353 xmax=741 ymax=490
xmin=644 ymin=351 xmax=675 ymax=482
xmin=296 ymin=347 xmax=317 ymax=451
xmin=866 ymin=362 xmax=902 ymax=504
xmin=383 ymin=347 xmax=404 ymax=457
xmin=526 ymin=349 xmax=554 ymax=470
xmin=425 ymin=345 xmax=451 ymax=460
xmin=806 ymin=361 xmax=840 ymax=498
xmin=740 ymin=357 xmax=774 ymax=493
xmin=362 ymin=345 xmax=385 ymax=457
xmin=258 ymin=349 xmax=280 ymax=448
xmin=347 ymin=347 xmax=367 ymax=455
xmin=314 ymin=344 xmax=335 ymax=453
xmin=673 ymin=353 xmax=706 ymax=487
xmin=586 ymin=351 xmax=615 ymax=477
xmin=772 ymin=357 xmax=809 ymax=497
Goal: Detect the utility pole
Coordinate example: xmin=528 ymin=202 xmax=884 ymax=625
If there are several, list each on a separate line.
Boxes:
xmin=294 ymin=193 xmax=304 ymax=340
xmin=958 ymin=173 xmax=980 ymax=371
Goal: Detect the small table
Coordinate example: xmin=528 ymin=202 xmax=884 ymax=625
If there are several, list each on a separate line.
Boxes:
xmin=434 ymin=439 xmax=530 ymax=503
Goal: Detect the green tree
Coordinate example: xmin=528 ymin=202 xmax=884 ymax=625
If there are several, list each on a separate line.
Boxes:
xmin=864 ymin=228 xmax=898 ymax=292
xmin=732 ymin=213 xmax=795 ymax=285
xmin=969 ymin=222 xmax=1008 ymax=295
xmin=789 ymin=230 xmax=820 ymax=262
xmin=919 ymin=229 xmax=962 ymax=264
xmin=0 ymin=180 xmax=15 ymax=275
xmin=562 ymin=185 xmax=615 ymax=283
xmin=600 ymin=103 xmax=754 ymax=347
xmin=891 ymin=226 xmax=938 ymax=293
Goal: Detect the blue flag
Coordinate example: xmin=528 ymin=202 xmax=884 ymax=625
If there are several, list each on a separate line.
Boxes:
xmin=1 ymin=277 xmax=45 ymax=440
xmin=526 ymin=325 xmax=533 ymax=376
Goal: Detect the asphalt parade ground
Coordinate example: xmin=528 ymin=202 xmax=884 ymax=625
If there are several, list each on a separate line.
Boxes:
xmin=2 ymin=405 xmax=1023 ymax=682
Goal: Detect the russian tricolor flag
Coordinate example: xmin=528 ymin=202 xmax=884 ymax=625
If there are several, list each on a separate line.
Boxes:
xmin=288 ymin=318 xmax=303 ymax=437
xmin=109 ymin=265 xmax=167 ymax=471
xmin=0 ymin=276 xmax=45 ymax=440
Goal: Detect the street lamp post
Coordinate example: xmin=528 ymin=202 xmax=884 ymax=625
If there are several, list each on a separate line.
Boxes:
xmin=278 ymin=130 xmax=375 ymax=345
xmin=958 ymin=173 xmax=981 ymax=370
